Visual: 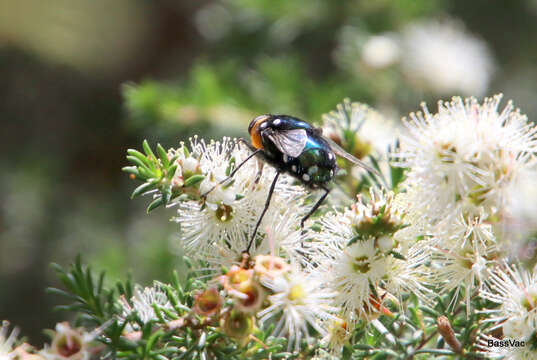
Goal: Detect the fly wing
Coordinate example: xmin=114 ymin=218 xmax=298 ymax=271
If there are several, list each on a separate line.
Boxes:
xmin=266 ymin=128 xmax=308 ymax=158
xmin=325 ymin=137 xmax=388 ymax=187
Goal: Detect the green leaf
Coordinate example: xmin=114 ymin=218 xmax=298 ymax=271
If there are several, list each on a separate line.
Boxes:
xmin=347 ymin=234 xmax=361 ymax=246
xmin=145 ymin=329 xmax=164 ymax=352
xmin=388 ymin=250 xmax=406 ymax=261
xmin=414 ymin=349 xmax=455 ymax=355
xmin=122 ymin=166 xmax=140 ymax=175
xmin=147 ymin=197 xmax=164 ymax=213
xmin=184 ymin=174 xmax=205 ymax=187
xmin=137 ymin=166 xmax=153 ymax=179
xmin=162 ymin=190 xmax=171 ymax=204
xmin=353 ymin=344 xmax=374 ymax=350
xmin=131 ymin=182 xmax=155 ymax=198
xmin=143 ymin=139 xmax=156 ymax=159
xmin=127 ymin=149 xmax=151 ymax=167
xmin=157 ymin=143 xmax=169 ymax=167
xmin=418 ymin=305 xmax=438 ymax=317
xmin=126 ymin=155 xmax=150 ymax=171
xmin=390 ymin=165 xmax=405 ymax=191
xmin=167 ymin=164 xmax=178 ymax=179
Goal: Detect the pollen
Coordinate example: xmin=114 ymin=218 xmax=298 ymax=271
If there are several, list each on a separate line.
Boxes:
xmin=288 ymin=284 xmax=306 ymax=302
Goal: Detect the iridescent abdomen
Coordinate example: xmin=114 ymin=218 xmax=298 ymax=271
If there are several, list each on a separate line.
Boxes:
xmin=289 ymin=134 xmax=337 ymax=186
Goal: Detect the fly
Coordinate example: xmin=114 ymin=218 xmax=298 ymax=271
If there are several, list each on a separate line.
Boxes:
xmin=204 ymin=114 xmax=386 ymax=253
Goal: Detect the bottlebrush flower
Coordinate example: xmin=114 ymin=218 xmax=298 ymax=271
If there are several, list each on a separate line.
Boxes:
xmin=322 ymin=98 xmax=397 ymax=159
xmin=171 ymin=137 xmax=306 ymax=260
xmin=481 ymin=263 xmax=537 ymax=332
xmin=400 ymin=19 xmax=494 ymax=96
xmin=361 ymin=34 xmax=401 ymax=70
xmin=118 ymin=282 xmax=175 ymax=329
xmin=312 ymin=190 xmax=429 ymax=324
xmin=501 ymin=169 xmax=537 ymax=261
xmin=394 ymin=94 xmax=537 ymax=311
xmin=258 ymin=267 xmax=338 ymax=352
xmin=395 ymin=94 xmax=537 ymax=222
xmin=477 ymin=263 xmax=537 ymax=359
xmin=192 ymin=202 xmax=308 ymax=271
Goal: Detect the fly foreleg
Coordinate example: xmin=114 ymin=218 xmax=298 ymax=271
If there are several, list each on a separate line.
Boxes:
xmin=200 ymin=142 xmax=261 ymax=197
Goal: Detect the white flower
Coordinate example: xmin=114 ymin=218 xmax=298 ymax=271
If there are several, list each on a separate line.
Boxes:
xmin=480 ymin=263 xmax=537 ymax=333
xmin=431 ymin=245 xmax=491 ymax=310
xmin=476 ymin=263 xmax=537 ymax=358
xmin=361 ymin=34 xmax=401 ymax=69
xmin=395 ymin=94 xmax=537 ymax=222
xmin=394 ymin=94 xmax=537 ymax=312
xmin=383 ymin=244 xmax=432 ymax=304
xmin=258 ymin=267 xmax=337 ymax=352
xmin=325 ymin=239 xmax=390 ymax=323
xmin=171 ymin=136 xmax=306 ymax=261
xmin=0 ymin=321 xmax=18 ymax=359
xmin=427 ymin=210 xmax=501 ymax=312
xmin=41 ymin=323 xmax=94 ymax=360
xmin=501 ymin=169 xmax=537 ymax=258
xmin=400 ymin=19 xmax=494 ymax=96
xmin=119 ymin=282 xmax=175 ymax=330
xmin=322 ymin=98 xmax=398 ymax=159
xmin=313 ymin=189 xmax=405 ymax=258
xmin=311 ymin=190 xmax=430 ymax=324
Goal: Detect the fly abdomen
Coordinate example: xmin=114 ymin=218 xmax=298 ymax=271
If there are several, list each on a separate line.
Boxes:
xmin=285 ymin=148 xmax=336 ymax=186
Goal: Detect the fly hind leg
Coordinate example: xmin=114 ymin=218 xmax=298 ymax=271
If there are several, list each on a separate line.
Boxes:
xmin=245 ymin=171 xmax=280 ymax=254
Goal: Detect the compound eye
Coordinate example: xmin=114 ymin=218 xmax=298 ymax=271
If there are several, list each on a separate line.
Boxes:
xmin=248 ymin=119 xmax=257 ymax=134
xmin=249 ymin=115 xmax=270 ymax=134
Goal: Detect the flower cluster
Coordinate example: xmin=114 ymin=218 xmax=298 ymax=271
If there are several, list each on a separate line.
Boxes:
xmin=312 ymin=189 xmax=429 ymax=327
xmin=167 ymin=136 xmax=307 ymax=267
xmin=478 ymin=263 xmax=537 ymax=359
xmin=118 ymin=94 xmax=537 ymax=358
xmin=393 ymin=95 xmax=537 ymax=312
xmin=0 ymin=321 xmax=96 ymax=360
xmin=5 ymin=94 xmax=537 ymax=359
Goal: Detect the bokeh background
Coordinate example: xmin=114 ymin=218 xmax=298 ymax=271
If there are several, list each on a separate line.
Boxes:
xmin=2 ymin=0 xmax=537 ymax=344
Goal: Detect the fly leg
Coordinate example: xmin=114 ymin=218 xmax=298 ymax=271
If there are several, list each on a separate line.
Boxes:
xmin=200 ymin=145 xmax=261 ymax=197
xmin=254 ymin=159 xmax=264 ymax=185
xmin=237 ymin=137 xmax=257 ymax=152
xmin=300 ymin=185 xmax=330 ymax=229
xmin=245 ymin=171 xmax=280 ymax=254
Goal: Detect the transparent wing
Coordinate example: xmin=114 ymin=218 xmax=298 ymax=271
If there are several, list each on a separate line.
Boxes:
xmin=266 ymin=128 xmax=308 ymax=158
xmin=325 ymin=137 xmax=388 ymax=187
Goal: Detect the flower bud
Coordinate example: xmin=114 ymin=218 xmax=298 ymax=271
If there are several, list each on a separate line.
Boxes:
xmin=437 ymin=316 xmax=462 ymax=354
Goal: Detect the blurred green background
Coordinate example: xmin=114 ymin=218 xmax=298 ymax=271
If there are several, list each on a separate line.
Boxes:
xmin=2 ymin=0 xmax=537 ymax=344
